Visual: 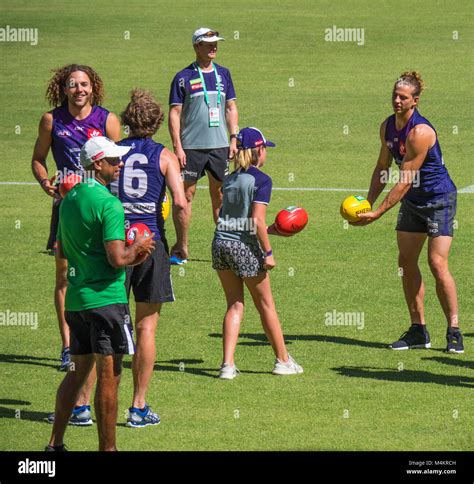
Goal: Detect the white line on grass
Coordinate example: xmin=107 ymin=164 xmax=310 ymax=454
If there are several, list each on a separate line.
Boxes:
xmin=1 ymin=181 xmax=473 ymax=194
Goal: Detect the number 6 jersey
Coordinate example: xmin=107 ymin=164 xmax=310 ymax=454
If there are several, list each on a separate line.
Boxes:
xmin=110 ymin=137 xmax=166 ymax=240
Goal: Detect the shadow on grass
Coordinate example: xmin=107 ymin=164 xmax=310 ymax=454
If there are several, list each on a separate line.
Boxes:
xmin=422 ymin=356 xmax=474 ymax=370
xmin=122 ymin=358 xmax=268 ymax=378
xmin=0 ymin=353 xmax=58 ymax=369
xmin=332 ymin=366 xmax=474 ymax=389
xmin=208 ymin=333 xmax=387 ymax=349
xmin=0 ymin=405 xmax=50 ymax=423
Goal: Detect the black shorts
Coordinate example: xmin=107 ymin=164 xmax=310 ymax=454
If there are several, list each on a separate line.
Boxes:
xmin=212 ymin=238 xmax=265 ymax=278
xmin=125 ymin=238 xmax=175 ymax=304
xmin=47 ymin=198 xmax=61 ymax=251
xmin=183 ymin=148 xmax=229 ymax=183
xmin=396 ymin=192 xmax=457 ymax=237
xmin=65 ymin=303 xmax=135 ymax=355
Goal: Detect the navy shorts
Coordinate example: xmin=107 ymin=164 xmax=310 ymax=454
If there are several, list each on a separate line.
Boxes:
xmin=183 ymin=148 xmax=229 ymax=183
xmin=396 ymin=192 xmax=457 ymax=237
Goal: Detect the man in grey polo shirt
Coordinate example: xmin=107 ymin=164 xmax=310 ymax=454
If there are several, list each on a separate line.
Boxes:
xmin=168 ymin=27 xmax=239 ymax=260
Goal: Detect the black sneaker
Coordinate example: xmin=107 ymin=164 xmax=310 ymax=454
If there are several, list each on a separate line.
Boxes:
xmin=389 ymin=324 xmax=431 ymax=350
xmin=45 ymin=444 xmax=68 ymax=452
xmin=446 ymin=329 xmax=464 ymax=354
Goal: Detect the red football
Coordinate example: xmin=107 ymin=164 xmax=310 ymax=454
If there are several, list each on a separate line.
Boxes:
xmin=125 ymin=223 xmax=152 ymax=246
xmin=274 ymin=206 xmax=308 ymax=236
xmin=59 ymin=174 xmax=82 ymax=198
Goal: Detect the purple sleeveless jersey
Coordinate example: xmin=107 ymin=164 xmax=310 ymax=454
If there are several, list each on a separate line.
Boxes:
xmin=384 ymin=109 xmax=456 ymax=204
xmin=50 ymin=104 xmax=109 ymax=173
xmin=110 ymin=137 xmax=166 ymax=240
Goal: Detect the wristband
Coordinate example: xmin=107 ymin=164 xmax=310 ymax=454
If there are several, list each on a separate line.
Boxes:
xmin=265 ymin=249 xmax=273 ymax=257
xmin=230 ymin=134 xmax=237 ymax=140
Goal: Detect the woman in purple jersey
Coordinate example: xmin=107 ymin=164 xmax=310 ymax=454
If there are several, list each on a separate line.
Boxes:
xmin=32 ymin=64 xmax=121 ymax=425
xmin=212 ymin=127 xmax=303 ymax=380
xmin=353 ymin=71 xmax=463 ymax=354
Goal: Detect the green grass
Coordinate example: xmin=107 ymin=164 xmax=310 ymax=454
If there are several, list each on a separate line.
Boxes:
xmin=0 ymin=0 xmax=473 ymax=451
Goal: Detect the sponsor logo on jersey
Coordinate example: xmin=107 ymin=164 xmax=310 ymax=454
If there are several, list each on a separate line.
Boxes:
xmin=87 ymin=128 xmax=103 ymax=139
xmin=399 ymin=140 xmax=406 ymax=155
xmin=57 ymin=129 xmax=71 ymax=137
xmin=75 ymin=126 xmax=84 ymax=131
xmin=191 ymin=83 xmax=203 ymax=90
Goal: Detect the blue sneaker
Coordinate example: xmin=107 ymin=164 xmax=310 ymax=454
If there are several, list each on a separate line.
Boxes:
xmin=126 ymin=404 xmax=161 ymax=428
xmin=45 ymin=405 xmax=93 ymax=426
xmin=59 ymin=347 xmax=71 ymax=371
xmin=169 ymin=255 xmax=187 ymax=265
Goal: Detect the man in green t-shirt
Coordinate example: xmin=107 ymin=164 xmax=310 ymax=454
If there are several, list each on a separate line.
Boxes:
xmin=46 ymin=136 xmax=155 ymax=452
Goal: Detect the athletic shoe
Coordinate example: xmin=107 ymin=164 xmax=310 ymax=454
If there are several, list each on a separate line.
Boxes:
xmin=446 ymin=329 xmax=464 ymax=354
xmin=218 ymin=363 xmax=240 ymax=380
xmin=126 ymin=404 xmax=161 ymax=428
xmin=59 ymin=347 xmax=71 ymax=372
xmin=389 ymin=324 xmax=431 ymax=350
xmin=169 ymin=255 xmax=187 ymax=265
xmin=45 ymin=444 xmax=68 ymax=452
xmin=272 ymin=355 xmax=304 ymax=375
xmin=45 ymin=405 xmax=93 ymax=426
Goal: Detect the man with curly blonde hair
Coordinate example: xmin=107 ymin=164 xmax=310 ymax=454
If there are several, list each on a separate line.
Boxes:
xmin=32 ymin=64 xmax=121 ymax=425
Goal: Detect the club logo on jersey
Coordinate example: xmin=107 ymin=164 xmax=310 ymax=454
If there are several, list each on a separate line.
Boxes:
xmin=87 ymin=128 xmax=103 ymax=139
xmin=399 ymin=140 xmax=406 ymax=155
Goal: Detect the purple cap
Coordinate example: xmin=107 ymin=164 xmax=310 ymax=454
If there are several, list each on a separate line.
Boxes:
xmin=236 ymin=127 xmax=276 ymax=149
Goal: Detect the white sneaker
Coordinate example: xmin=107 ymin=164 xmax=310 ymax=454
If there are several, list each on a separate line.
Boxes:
xmin=219 ymin=363 xmax=240 ymax=380
xmin=272 ymin=355 xmax=303 ymax=375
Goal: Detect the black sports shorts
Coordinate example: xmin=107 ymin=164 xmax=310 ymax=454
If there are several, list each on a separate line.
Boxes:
xmin=125 ymin=238 xmax=175 ymax=304
xmin=182 ymin=148 xmax=229 ymax=183
xmin=65 ymin=303 xmax=135 ymax=355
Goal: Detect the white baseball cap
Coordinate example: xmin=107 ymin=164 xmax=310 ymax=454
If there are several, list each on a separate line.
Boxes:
xmin=80 ymin=136 xmax=131 ymax=167
xmin=192 ymin=28 xmax=225 ymax=45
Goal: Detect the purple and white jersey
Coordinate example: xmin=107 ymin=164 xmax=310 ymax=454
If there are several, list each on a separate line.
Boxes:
xmin=215 ymin=165 xmax=272 ymax=244
xmin=384 ymin=109 xmax=456 ymax=204
xmin=50 ymin=104 xmax=109 ymax=173
xmin=110 ymin=137 xmax=166 ymax=240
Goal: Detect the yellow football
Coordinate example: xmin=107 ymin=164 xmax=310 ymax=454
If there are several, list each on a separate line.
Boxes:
xmin=340 ymin=195 xmax=371 ymax=222
xmin=162 ymin=192 xmax=170 ymax=221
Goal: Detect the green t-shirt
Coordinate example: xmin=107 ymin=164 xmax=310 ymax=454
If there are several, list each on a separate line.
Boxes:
xmin=57 ymin=178 xmax=128 ymax=311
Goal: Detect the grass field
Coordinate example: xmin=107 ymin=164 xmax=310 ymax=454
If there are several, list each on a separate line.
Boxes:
xmin=0 ymin=0 xmax=473 ymax=451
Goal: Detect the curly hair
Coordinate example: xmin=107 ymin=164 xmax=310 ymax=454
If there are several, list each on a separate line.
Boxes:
xmin=45 ymin=64 xmax=105 ymax=107
xmin=395 ymin=71 xmax=425 ymax=97
xmin=120 ymin=89 xmax=164 ymax=138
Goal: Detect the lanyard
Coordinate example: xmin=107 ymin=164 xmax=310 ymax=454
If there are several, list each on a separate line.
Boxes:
xmin=195 ymin=63 xmax=221 ymax=107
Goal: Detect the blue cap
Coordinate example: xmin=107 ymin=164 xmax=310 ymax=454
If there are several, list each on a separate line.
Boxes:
xmin=236 ymin=127 xmax=276 ymax=150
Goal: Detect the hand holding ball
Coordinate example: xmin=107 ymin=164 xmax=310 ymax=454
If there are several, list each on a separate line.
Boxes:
xmin=340 ymin=196 xmax=371 ymax=222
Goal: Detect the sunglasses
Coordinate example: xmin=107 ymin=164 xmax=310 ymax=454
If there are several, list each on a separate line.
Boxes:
xmin=197 ymin=31 xmax=218 ymax=41
xmin=102 ymin=157 xmax=122 ymax=166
